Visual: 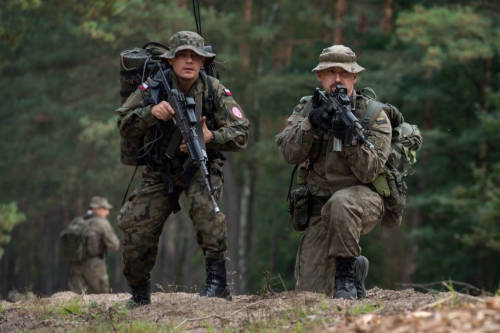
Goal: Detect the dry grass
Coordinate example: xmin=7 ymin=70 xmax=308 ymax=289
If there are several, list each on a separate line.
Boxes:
xmin=0 ymin=288 xmax=498 ymax=332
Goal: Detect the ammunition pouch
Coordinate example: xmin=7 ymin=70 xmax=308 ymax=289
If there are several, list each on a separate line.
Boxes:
xmin=371 ymin=170 xmax=407 ymax=228
xmin=288 ymin=185 xmax=310 ymax=231
xmin=288 ymin=185 xmax=329 ymax=231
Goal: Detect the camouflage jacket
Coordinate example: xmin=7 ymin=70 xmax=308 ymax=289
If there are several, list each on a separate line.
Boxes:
xmin=275 ymin=91 xmax=392 ymax=197
xmin=85 ymin=215 xmax=120 ymax=259
xmin=116 ymin=70 xmax=250 ymax=182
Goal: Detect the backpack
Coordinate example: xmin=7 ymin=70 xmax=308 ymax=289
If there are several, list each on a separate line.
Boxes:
xmin=119 ymin=42 xmax=169 ymax=166
xmin=59 ymin=216 xmax=93 ymax=262
xmin=364 ymin=99 xmax=423 ymax=228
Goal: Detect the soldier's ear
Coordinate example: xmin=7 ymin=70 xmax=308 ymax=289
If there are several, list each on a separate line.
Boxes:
xmin=353 ymin=73 xmax=358 ymax=84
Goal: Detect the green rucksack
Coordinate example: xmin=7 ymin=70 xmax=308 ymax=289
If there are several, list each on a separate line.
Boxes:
xmin=59 ymin=216 xmax=92 ymax=262
xmin=365 ymin=100 xmax=423 ymax=228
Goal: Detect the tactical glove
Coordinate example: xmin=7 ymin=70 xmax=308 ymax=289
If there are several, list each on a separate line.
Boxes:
xmin=308 ymin=105 xmax=331 ymax=132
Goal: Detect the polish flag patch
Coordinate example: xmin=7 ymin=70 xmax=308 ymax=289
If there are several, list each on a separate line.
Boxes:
xmin=138 ymin=82 xmax=149 ymax=91
xmin=223 ymin=88 xmax=232 ymax=96
xmin=232 ymin=106 xmax=243 ymax=119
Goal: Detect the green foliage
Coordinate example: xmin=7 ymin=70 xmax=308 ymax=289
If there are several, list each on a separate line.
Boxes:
xmin=397 ymin=5 xmax=496 ymax=70
xmin=391 ymin=3 xmax=500 ymax=291
xmin=0 ymin=202 xmax=26 ymax=259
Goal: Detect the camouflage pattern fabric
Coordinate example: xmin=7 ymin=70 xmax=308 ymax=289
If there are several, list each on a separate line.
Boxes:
xmin=276 ymin=91 xmax=392 ymax=296
xmin=294 ymin=186 xmax=383 ymax=295
xmin=68 ymin=215 xmax=120 ymax=294
xmin=69 ymin=257 xmax=111 ymax=294
xmin=312 ymin=45 xmax=365 ymax=73
xmin=160 ymin=31 xmax=216 ymax=61
xmin=116 ymin=71 xmax=249 ymax=288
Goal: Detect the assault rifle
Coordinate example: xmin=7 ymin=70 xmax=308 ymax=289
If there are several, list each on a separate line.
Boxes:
xmin=150 ymin=63 xmax=220 ymax=214
xmin=313 ymin=85 xmax=374 ymax=152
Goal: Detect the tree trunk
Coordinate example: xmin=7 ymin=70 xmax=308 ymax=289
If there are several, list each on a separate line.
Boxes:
xmin=223 ymin=157 xmax=241 ymax=290
xmin=380 ymin=0 xmax=394 ymax=35
xmin=334 ymin=0 xmax=348 ymax=44
xmin=402 ymin=99 xmax=434 ymax=284
xmin=238 ymin=168 xmax=252 ymax=293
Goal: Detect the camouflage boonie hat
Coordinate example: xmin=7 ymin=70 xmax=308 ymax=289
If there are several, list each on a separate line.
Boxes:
xmin=312 ymin=45 xmax=364 ymax=73
xmin=160 ymin=31 xmax=215 ymax=60
xmin=89 ymin=196 xmax=112 ymax=209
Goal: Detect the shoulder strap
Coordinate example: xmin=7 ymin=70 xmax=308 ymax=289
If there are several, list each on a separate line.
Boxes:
xmin=362 ymin=99 xmax=385 ymax=129
xmin=201 ymin=71 xmax=216 ymax=116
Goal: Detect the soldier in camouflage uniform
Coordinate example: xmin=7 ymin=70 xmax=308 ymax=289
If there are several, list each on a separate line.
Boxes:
xmin=68 ymin=196 xmax=120 ymax=294
xmin=116 ymin=31 xmax=249 ymax=305
xmin=276 ymin=45 xmax=401 ymax=299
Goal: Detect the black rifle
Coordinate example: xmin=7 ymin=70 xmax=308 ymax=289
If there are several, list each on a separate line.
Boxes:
xmin=313 ymin=85 xmax=374 ymax=151
xmin=150 ymin=63 xmax=220 ymax=213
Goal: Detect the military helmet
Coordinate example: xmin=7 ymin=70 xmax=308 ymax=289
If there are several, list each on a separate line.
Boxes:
xmin=88 ymin=196 xmax=113 ymax=210
xmin=160 ymin=31 xmax=215 ymax=61
xmin=312 ymin=45 xmax=364 ymax=73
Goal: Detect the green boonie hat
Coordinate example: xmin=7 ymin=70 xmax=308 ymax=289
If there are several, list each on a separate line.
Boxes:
xmin=312 ymin=45 xmax=364 ymax=73
xmin=89 ymin=196 xmax=112 ymax=209
xmin=160 ymin=30 xmax=215 ymax=60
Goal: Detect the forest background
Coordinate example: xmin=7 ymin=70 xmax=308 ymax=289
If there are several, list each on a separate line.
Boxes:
xmin=0 ymin=0 xmax=498 ymax=298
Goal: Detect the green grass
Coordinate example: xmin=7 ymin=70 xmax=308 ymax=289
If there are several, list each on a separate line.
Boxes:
xmin=58 ymin=298 xmax=86 ymax=315
xmin=349 ymin=302 xmax=381 ymax=315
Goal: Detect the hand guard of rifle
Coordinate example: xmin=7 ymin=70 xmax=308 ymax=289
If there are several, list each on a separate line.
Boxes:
xmin=152 ymin=64 xmax=220 ymax=213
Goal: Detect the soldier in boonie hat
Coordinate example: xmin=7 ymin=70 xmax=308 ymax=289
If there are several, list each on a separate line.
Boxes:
xmin=88 ymin=196 xmax=113 ymax=210
xmin=160 ymin=30 xmax=215 ymax=61
xmin=276 ymin=42 xmax=400 ymax=301
xmin=312 ymin=45 xmax=364 ymax=73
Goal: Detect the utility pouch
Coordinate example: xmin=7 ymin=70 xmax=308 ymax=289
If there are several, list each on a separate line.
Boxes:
xmin=288 ymin=184 xmax=311 ymax=231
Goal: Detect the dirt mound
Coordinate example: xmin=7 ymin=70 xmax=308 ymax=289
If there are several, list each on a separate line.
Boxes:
xmin=0 ymin=288 xmax=498 ymax=332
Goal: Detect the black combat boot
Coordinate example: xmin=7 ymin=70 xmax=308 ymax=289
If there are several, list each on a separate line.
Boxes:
xmin=200 ymin=258 xmax=232 ymax=300
xmin=334 ymin=257 xmax=357 ymax=300
xmin=129 ymin=280 xmax=151 ymax=307
xmin=354 ymin=255 xmax=369 ymax=299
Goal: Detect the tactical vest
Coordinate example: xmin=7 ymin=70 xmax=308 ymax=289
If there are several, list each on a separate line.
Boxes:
xmin=119 ymin=71 xmax=218 ymax=166
xmin=289 ymin=93 xmax=422 ymax=230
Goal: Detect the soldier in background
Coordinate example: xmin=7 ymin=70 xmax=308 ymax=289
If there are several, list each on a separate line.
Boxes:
xmin=116 ymin=31 xmax=249 ymax=305
xmin=68 ymin=196 xmax=120 ymax=294
xmin=276 ymin=45 xmax=401 ymax=299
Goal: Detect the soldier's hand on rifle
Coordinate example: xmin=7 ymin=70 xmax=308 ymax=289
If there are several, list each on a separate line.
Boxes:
xmin=308 ymin=104 xmax=331 ymax=132
xmin=179 ymin=116 xmax=214 ymax=153
xmin=152 ymin=101 xmax=175 ymax=121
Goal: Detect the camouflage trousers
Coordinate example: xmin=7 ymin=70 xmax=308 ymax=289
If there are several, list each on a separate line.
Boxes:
xmin=295 ymin=185 xmax=383 ymax=296
xmin=68 ymin=257 xmax=110 ymax=294
xmin=117 ymin=164 xmax=226 ymax=287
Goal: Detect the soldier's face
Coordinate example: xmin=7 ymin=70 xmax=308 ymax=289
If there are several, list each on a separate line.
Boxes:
xmin=316 ymin=67 xmax=357 ymax=96
xmin=94 ymin=208 xmax=110 ymax=218
xmin=168 ymin=50 xmax=205 ymax=82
